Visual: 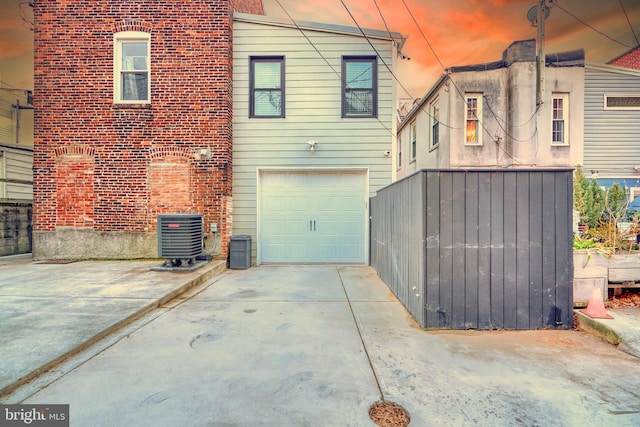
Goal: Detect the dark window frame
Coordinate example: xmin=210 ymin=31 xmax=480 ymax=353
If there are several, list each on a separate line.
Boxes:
xmin=341 ymin=56 xmax=378 ymax=118
xmin=249 ymin=56 xmax=285 ymax=118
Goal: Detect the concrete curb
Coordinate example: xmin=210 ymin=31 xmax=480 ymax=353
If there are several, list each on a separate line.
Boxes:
xmin=575 ymin=311 xmax=622 ymax=346
xmin=575 ymin=309 xmax=640 ymax=360
xmin=0 ymin=260 xmax=226 ymax=398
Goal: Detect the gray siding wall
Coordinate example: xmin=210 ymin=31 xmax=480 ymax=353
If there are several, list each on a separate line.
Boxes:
xmin=371 ymin=169 xmax=574 ymax=330
xmin=584 ymin=65 xmax=640 ymax=178
xmin=233 ymin=17 xmax=397 ymax=261
xmin=0 ymin=89 xmax=33 ymax=149
xmin=2 ymin=146 xmax=33 ymax=200
xmin=0 ymin=89 xmax=34 ymax=200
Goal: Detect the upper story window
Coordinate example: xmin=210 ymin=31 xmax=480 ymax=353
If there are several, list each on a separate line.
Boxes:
xmin=397 ymin=135 xmax=402 ymax=169
xmin=551 ymin=93 xmax=569 ymax=145
xmin=604 ymin=94 xmax=640 ymax=110
xmin=410 ymin=122 xmax=417 ymax=161
xmin=342 ymin=56 xmax=377 ymax=118
xmin=464 ymin=93 xmax=482 ymax=145
xmin=114 ymin=31 xmax=150 ymax=104
xmin=250 ymin=56 xmax=285 ymax=118
xmin=430 ymin=98 xmax=439 ymax=150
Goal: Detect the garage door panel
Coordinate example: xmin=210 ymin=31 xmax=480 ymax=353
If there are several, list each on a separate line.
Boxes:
xmin=260 ymin=171 xmax=366 ymax=263
xmin=263 ymin=242 xmax=310 ymax=262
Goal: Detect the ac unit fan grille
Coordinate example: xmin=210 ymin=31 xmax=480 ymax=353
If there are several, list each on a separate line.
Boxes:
xmin=157 ymin=214 xmax=203 ymax=259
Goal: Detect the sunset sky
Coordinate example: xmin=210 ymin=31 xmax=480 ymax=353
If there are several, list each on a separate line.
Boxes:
xmin=1 ymin=0 xmax=638 ymax=98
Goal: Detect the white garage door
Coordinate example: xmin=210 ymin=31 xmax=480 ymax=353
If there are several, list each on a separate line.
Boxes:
xmin=259 ymin=170 xmax=367 ymax=263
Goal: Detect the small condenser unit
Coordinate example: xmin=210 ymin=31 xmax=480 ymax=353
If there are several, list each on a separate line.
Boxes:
xmin=157 ymin=214 xmax=204 ymax=267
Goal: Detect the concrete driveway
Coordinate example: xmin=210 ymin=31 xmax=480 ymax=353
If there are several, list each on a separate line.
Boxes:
xmin=5 ymin=265 xmax=640 ymax=426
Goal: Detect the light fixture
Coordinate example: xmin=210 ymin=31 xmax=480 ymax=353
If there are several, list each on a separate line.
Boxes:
xmin=307 ymin=140 xmax=317 ymax=151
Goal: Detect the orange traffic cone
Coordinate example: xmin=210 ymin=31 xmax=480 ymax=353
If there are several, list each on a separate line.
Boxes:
xmin=580 ymin=287 xmax=613 ymax=319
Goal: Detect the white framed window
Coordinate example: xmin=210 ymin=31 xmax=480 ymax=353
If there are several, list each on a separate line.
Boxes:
xmin=114 ymin=31 xmax=150 ymax=104
xmin=397 ymin=135 xmax=402 ymax=169
xmin=410 ymin=121 xmax=417 ymax=161
xmin=464 ymin=93 xmax=482 ymax=145
xmin=551 ymin=93 xmax=569 ymax=145
xmin=430 ymin=98 xmax=439 ymax=150
xmin=604 ymin=94 xmax=640 ymax=110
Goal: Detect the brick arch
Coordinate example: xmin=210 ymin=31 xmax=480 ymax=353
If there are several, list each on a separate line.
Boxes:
xmin=113 ymin=19 xmax=153 ymax=34
xmin=54 ymin=144 xmax=96 ymax=158
xmin=148 ymin=146 xmax=194 ymax=162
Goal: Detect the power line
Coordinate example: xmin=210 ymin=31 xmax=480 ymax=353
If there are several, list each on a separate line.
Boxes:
xmin=399 ymin=2 xmax=496 ymax=144
xmin=340 ymin=0 xmax=414 ymax=100
xmin=372 ymin=0 xmax=394 ymax=41
xmin=344 ymin=0 xmax=461 ymax=131
xmin=484 ymin=95 xmax=540 ymax=144
xmin=619 ymin=0 xmax=640 ymax=47
xmin=273 ymin=0 xmax=395 ymax=136
xmin=551 ymin=0 xmax=634 ymax=49
xmin=400 ymin=0 xmax=445 ymax=70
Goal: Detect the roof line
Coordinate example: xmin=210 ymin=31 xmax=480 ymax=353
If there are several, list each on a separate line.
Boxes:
xmin=586 ymin=62 xmax=640 ymax=77
xmin=233 ymin=12 xmax=404 ymax=41
xmin=397 ymin=74 xmax=448 ymax=131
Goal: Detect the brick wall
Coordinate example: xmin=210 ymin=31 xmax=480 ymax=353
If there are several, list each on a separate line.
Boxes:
xmin=32 ymin=0 xmax=233 ymax=260
xmin=233 ymin=0 xmax=265 ymax=14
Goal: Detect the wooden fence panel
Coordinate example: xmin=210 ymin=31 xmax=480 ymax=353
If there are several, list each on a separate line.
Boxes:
xmin=370 ymin=169 xmax=574 ymax=330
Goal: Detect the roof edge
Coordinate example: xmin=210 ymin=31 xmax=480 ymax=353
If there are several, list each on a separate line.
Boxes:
xmin=586 ymin=62 xmax=640 ymax=77
xmin=233 ymin=12 xmax=403 ymax=41
xmin=398 ymin=74 xmax=448 ymax=131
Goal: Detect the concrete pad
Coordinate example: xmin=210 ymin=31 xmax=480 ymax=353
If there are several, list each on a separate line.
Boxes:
xmin=2 ymin=263 xmax=640 ymax=426
xmin=18 ymin=269 xmax=381 ymax=426
xmin=0 ymin=257 xmax=225 ymax=396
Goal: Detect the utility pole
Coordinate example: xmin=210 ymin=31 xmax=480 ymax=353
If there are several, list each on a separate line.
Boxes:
xmin=528 ymin=1 xmax=551 ymax=106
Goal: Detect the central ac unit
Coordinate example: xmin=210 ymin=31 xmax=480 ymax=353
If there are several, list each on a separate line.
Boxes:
xmin=157 ymin=214 xmax=203 ymax=267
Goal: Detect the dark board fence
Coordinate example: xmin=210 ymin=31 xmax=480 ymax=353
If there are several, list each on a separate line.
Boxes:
xmin=370 ymin=169 xmax=574 ymax=330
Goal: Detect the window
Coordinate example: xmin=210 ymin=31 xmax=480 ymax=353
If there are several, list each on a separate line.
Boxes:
xmin=397 ymin=135 xmax=402 ymax=169
xmin=604 ymin=94 xmax=640 ymax=110
xmin=342 ymin=56 xmax=377 ymax=117
xmin=250 ymin=57 xmax=285 ymax=118
xmin=552 ymin=93 xmax=569 ymax=145
xmin=410 ymin=122 xmax=417 ymax=161
xmin=464 ymin=93 xmax=482 ymax=145
xmin=430 ymin=98 xmax=439 ymax=150
xmin=114 ymin=31 xmax=150 ymax=103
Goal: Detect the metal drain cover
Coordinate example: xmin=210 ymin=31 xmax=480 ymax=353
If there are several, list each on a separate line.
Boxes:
xmin=369 ymin=401 xmax=410 ymax=426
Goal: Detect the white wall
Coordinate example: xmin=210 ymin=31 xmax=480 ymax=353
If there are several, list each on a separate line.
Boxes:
xmin=396 ymin=60 xmax=584 ymax=178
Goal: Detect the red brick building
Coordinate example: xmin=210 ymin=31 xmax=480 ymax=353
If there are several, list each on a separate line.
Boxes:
xmin=32 ymin=0 xmax=263 ymax=260
xmin=607 ymin=45 xmax=640 ymax=70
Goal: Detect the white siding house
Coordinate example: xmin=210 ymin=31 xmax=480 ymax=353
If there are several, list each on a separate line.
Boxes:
xmin=583 ymin=64 xmax=640 ymax=200
xmin=232 ymin=13 xmax=402 ymax=264
xmin=0 ymin=88 xmax=33 ymax=200
xmin=396 ymin=40 xmax=585 ymax=179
